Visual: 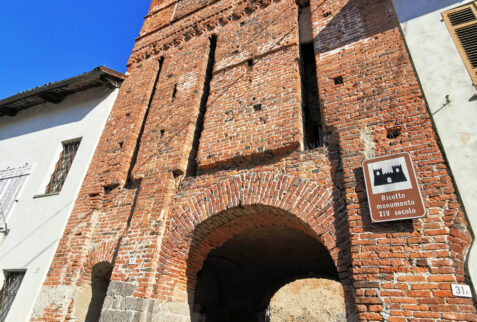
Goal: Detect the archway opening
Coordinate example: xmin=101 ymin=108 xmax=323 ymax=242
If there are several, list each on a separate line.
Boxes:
xmin=75 ymin=261 xmax=113 ymax=321
xmin=267 ymin=277 xmax=346 ymax=322
xmin=192 ymin=223 xmax=342 ymax=322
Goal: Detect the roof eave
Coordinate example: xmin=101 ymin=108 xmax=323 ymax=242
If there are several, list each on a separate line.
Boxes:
xmin=0 ymin=66 xmax=126 ymax=117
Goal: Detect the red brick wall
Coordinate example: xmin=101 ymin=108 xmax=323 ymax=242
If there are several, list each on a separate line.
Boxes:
xmin=33 ymin=0 xmax=476 ymax=320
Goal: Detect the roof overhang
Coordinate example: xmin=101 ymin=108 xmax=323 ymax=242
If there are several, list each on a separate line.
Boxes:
xmin=0 ymin=66 xmax=126 ymax=117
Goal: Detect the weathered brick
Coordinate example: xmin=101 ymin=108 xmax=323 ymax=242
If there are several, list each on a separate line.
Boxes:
xmin=31 ymin=0 xmax=476 ymax=321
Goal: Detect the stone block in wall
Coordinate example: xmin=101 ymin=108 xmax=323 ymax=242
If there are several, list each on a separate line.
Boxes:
xmin=100 ymin=310 xmax=140 ymax=322
xmin=106 ymin=281 xmax=137 ymax=297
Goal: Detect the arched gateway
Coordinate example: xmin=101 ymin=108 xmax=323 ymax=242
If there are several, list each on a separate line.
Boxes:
xmin=29 ymin=0 xmax=477 ymax=319
xmin=152 ymin=172 xmax=357 ymax=321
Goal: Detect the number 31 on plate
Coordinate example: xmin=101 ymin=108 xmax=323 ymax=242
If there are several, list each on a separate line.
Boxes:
xmin=451 ymin=284 xmax=472 ymax=298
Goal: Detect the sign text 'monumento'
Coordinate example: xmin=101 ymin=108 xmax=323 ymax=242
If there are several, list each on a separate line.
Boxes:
xmin=363 ymin=153 xmax=425 ymax=223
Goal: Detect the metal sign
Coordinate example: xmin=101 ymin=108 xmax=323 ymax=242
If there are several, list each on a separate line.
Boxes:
xmin=362 ymin=152 xmax=425 ymax=223
xmin=451 ymin=284 xmax=472 ymax=298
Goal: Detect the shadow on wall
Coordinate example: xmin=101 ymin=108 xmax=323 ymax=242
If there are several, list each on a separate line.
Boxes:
xmin=85 ymin=261 xmax=113 ymax=322
xmin=75 ymin=261 xmax=113 ymax=322
xmin=325 ymin=127 xmax=358 ymax=320
xmin=0 ymin=201 xmax=73 ymax=264
xmin=391 ymin=0 xmax=464 ymax=22
xmin=313 ymin=0 xmax=398 ymax=53
xmin=0 ymin=87 xmax=107 ymax=140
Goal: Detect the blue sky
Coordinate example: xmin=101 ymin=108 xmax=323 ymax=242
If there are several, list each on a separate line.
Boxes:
xmin=0 ymin=1 xmax=151 ymax=99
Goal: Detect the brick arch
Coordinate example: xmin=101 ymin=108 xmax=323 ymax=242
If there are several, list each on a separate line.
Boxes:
xmin=69 ymin=242 xmax=116 ymax=321
xmin=81 ymin=240 xmax=117 ymax=281
xmin=154 ymin=172 xmax=351 ymax=302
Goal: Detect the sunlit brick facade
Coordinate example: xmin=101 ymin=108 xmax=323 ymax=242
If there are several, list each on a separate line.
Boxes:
xmin=32 ymin=0 xmax=477 ymax=321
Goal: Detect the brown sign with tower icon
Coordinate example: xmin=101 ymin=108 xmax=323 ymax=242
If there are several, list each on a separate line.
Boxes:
xmin=362 ymin=152 xmax=425 ymax=223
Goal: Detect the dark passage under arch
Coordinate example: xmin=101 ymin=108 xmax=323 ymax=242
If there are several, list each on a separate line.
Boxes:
xmin=192 ymin=225 xmax=341 ymax=322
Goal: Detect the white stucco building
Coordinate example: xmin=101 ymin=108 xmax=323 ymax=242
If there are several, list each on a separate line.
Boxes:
xmin=0 ymin=67 xmax=125 ymax=322
xmin=391 ymin=0 xmax=477 ymax=292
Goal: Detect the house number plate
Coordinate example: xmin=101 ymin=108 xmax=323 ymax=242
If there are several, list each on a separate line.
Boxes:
xmin=451 ymin=284 xmax=472 ymax=298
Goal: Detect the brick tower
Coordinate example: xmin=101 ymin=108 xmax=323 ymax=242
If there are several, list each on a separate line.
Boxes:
xmin=33 ymin=0 xmax=476 ymax=321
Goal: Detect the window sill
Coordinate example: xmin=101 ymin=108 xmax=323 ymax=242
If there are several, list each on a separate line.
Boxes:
xmin=33 ymin=192 xmax=60 ymax=199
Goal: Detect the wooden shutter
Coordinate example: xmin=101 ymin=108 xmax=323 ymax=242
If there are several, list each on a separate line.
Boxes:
xmin=443 ymin=2 xmax=477 ymax=86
